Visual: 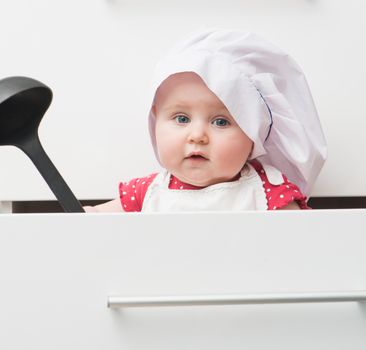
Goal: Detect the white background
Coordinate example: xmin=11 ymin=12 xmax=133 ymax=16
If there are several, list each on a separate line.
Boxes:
xmin=0 ymin=0 xmax=364 ymax=200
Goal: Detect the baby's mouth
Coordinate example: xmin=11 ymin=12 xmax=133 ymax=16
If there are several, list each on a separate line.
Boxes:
xmin=185 ymin=153 xmax=209 ymax=161
xmin=189 ymin=155 xmax=206 ymax=159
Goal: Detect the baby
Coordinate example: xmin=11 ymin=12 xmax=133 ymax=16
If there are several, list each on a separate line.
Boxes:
xmin=85 ymin=28 xmax=326 ymax=213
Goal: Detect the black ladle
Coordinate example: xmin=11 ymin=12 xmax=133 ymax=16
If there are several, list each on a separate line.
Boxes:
xmin=0 ymin=76 xmax=84 ymax=212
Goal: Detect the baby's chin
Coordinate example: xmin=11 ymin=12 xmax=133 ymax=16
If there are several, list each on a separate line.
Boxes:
xmin=173 ymin=172 xmax=235 ymax=187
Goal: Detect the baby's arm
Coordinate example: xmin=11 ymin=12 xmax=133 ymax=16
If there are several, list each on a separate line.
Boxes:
xmin=83 ymin=198 xmax=124 ymax=213
xmin=84 ymin=174 xmax=156 ymax=213
xmin=279 ymin=201 xmax=300 ymax=210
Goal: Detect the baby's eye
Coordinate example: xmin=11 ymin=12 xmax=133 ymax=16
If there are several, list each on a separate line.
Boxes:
xmin=175 ymin=115 xmax=190 ymax=124
xmin=212 ymin=118 xmax=230 ymax=127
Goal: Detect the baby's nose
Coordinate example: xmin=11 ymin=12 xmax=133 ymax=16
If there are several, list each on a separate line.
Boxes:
xmin=188 ymin=123 xmax=209 ymax=144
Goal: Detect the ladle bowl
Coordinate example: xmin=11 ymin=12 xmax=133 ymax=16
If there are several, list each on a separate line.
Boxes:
xmin=0 ymin=76 xmax=84 ymax=212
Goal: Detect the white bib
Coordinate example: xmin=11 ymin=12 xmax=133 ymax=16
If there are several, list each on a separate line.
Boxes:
xmin=142 ymin=163 xmax=282 ymax=212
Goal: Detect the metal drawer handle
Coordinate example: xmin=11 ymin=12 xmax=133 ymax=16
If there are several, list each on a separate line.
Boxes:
xmin=108 ymin=291 xmax=366 ymax=308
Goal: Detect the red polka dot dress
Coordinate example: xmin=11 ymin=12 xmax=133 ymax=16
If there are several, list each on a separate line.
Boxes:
xmin=119 ymin=160 xmax=309 ymax=212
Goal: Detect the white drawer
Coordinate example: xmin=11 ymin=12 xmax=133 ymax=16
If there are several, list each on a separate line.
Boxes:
xmin=0 ymin=211 xmax=366 ymax=349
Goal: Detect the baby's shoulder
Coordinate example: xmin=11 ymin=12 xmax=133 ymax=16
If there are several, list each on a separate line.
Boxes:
xmin=119 ymin=173 xmax=158 ymax=212
xmin=249 ymin=160 xmax=309 ymax=210
xmin=121 ymin=173 xmax=158 ymax=188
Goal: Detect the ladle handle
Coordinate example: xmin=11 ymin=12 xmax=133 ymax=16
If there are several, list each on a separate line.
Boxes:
xmin=18 ymin=135 xmax=84 ymax=213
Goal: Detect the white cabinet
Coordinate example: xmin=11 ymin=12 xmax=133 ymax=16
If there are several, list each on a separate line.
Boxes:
xmin=0 ymin=1 xmax=366 ymax=200
xmin=1 ymin=210 xmax=366 ymax=349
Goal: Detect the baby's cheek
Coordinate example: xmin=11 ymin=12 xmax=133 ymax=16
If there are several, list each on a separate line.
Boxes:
xmin=156 ymin=136 xmax=180 ymax=167
xmin=216 ymin=140 xmax=249 ymax=169
xmin=156 ymin=123 xmax=177 ymax=144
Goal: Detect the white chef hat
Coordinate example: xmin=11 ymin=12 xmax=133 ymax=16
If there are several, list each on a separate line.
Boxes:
xmin=148 ymin=28 xmax=327 ymax=196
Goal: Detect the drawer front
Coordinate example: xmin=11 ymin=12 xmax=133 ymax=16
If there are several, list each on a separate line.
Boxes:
xmin=0 ymin=211 xmax=366 ymax=349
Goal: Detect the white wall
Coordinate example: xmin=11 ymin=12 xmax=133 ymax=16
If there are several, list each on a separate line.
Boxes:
xmin=0 ymin=0 xmax=364 ymax=200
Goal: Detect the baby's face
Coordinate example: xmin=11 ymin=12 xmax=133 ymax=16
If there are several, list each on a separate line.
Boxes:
xmin=153 ymin=72 xmax=253 ymax=187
